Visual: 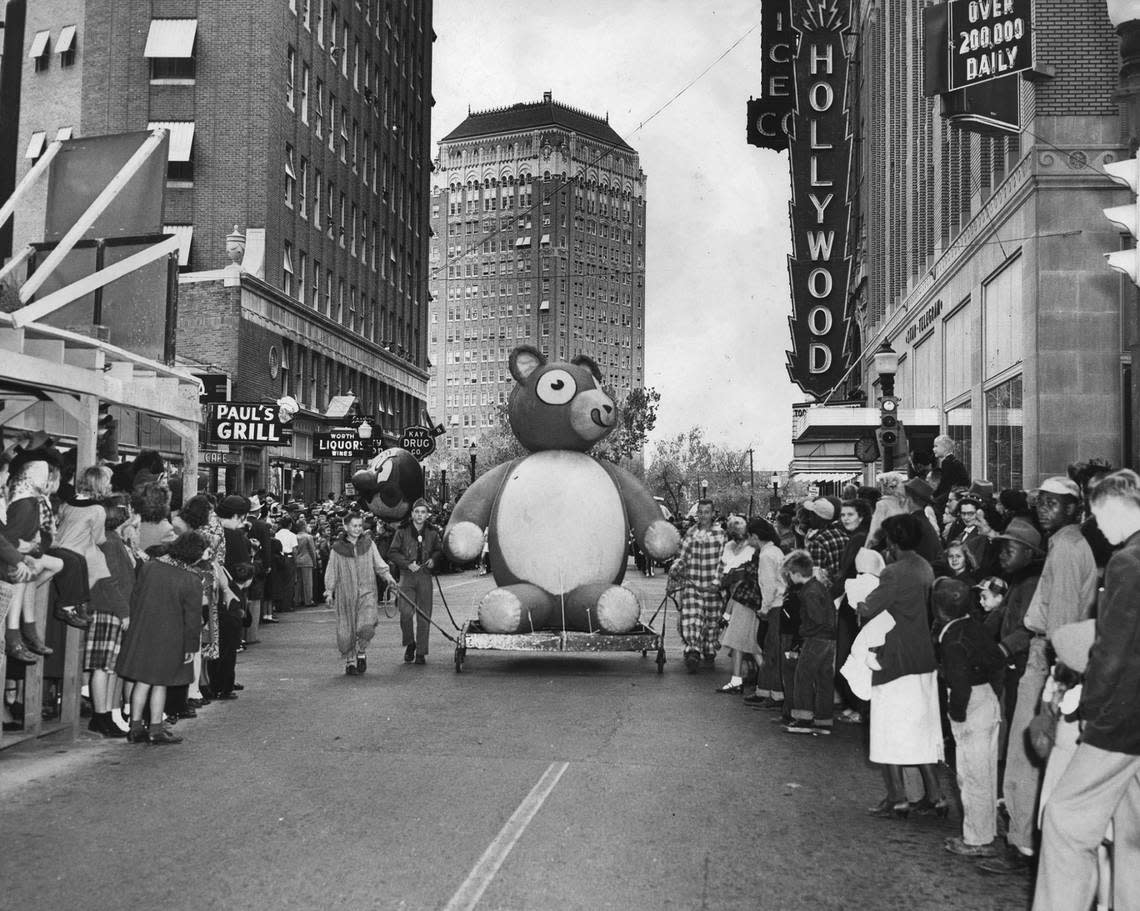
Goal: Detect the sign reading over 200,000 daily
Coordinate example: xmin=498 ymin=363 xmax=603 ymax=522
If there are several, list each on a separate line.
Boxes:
xmin=947 ymin=0 xmax=1032 ymax=91
xmin=206 ymin=403 xmax=283 ymax=445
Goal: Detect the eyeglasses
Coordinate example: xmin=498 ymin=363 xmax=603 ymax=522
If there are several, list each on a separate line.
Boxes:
xmin=959 ymin=508 xmax=977 ymax=517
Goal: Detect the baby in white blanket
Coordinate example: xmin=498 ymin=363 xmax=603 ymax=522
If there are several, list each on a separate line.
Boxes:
xmin=840 ymin=549 xmax=895 ymax=701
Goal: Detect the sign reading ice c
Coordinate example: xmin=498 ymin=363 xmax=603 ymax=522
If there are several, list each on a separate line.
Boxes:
xmin=947 ymin=0 xmax=1032 ymax=91
xmin=207 ymin=403 xmax=283 ymax=445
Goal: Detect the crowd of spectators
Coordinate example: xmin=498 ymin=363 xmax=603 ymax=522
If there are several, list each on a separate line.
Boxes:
xmin=668 ymin=435 xmax=1132 ymax=911
xmin=0 ymin=437 xmax=413 ymax=744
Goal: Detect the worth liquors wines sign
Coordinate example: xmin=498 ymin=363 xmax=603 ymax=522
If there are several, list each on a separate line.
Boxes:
xmin=784 ymin=0 xmax=853 ymax=398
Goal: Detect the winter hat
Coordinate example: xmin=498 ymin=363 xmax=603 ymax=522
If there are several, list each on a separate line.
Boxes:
xmin=903 ymin=477 xmax=936 ymax=506
xmin=854 ymin=548 xmax=886 ymax=576
xmin=1034 ymin=476 xmax=1082 ymax=500
xmin=411 ymin=497 xmax=430 ymax=511
xmin=216 ymin=495 xmax=251 ymax=519
xmin=966 ymin=479 xmax=996 ymax=502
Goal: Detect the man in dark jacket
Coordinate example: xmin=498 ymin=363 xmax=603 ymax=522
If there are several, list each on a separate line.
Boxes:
xmin=1034 ymin=469 xmax=1140 ymax=911
xmin=932 ymin=434 xmax=971 ymax=514
xmin=387 ymin=498 xmax=442 ymax=664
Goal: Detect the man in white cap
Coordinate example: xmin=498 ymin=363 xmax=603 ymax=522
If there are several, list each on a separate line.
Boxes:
xmin=1033 ymin=469 xmax=1140 ymax=910
xmin=980 ymin=476 xmax=1098 ymax=876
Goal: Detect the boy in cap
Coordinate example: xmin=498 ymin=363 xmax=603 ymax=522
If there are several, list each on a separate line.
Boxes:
xmin=934 ymin=578 xmax=1007 ymax=857
xmin=387 ymin=498 xmax=442 ymax=664
xmin=802 ymin=497 xmax=849 ymax=588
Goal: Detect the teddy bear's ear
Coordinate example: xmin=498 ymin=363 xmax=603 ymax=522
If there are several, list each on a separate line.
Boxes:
xmin=570 ymin=354 xmax=603 ymax=382
xmin=509 ymin=345 xmax=546 ymax=383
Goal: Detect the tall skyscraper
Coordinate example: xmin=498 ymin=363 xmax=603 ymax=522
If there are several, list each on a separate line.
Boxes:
xmin=7 ymin=0 xmax=434 ymax=496
xmin=427 ymin=92 xmax=646 ymax=454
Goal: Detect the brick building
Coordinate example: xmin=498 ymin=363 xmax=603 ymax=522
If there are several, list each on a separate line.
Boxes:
xmin=6 ymin=0 xmax=433 ymax=497
xmin=426 ymin=93 xmax=647 ymax=456
xmin=792 ymin=0 xmax=1135 ymax=488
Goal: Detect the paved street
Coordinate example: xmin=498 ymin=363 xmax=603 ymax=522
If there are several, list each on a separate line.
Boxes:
xmin=1 ymin=568 xmax=1030 ymax=911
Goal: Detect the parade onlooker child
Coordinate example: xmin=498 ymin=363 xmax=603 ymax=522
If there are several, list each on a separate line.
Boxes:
xmin=782 ymin=549 xmax=837 ymax=735
xmin=934 ymin=578 xmax=1006 ymax=857
xmin=975 ymin=576 xmax=1008 ymax=641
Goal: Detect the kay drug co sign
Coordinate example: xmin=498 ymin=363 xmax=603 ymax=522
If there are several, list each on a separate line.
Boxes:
xmin=207 ymin=403 xmax=285 ymax=445
xmin=947 ymin=0 xmax=1032 ymax=91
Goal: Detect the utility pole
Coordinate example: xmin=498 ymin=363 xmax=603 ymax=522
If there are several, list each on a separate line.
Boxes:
xmin=747 ymin=447 xmax=755 ymax=517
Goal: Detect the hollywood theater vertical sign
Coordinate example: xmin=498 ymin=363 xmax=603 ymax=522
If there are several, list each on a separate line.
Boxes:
xmin=785 ymin=1 xmax=853 ymax=399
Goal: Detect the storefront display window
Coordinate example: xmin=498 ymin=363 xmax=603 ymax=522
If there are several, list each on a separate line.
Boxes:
xmin=985 ymin=375 xmax=1022 ymax=490
xmin=946 ymin=403 xmax=972 ymax=476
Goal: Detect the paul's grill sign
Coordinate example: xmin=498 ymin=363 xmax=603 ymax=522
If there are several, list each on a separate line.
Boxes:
xmin=785 ymin=0 xmax=853 ymax=398
xmin=947 ymin=0 xmax=1032 ymax=91
xmin=206 ymin=403 xmax=284 ymax=445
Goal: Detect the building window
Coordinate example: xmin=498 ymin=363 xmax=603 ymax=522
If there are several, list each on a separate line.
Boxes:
xmin=313 ymin=169 xmax=322 ymax=227
xmin=286 ymin=46 xmax=296 ymax=109
xmin=283 ymin=242 xmax=295 ymax=297
xmin=303 ymin=0 xmax=312 ymax=29
xmin=57 ymin=25 xmax=77 ymax=67
xmin=299 ymin=156 xmax=309 ymax=218
xmin=985 ymin=374 xmax=1023 ymax=491
xmin=314 ymin=79 xmax=324 ymax=137
xmin=316 ymin=0 xmax=325 ymax=44
xmin=328 ymin=94 xmax=337 ymax=152
xmin=300 ymin=63 xmax=310 ymax=123
xmin=312 ymin=258 xmax=321 ymax=306
xmin=29 ymin=30 xmax=50 ymax=72
xmin=297 ymin=251 xmax=308 ymax=304
xmin=339 ymin=193 xmax=346 ymax=245
xmin=284 ymin=145 xmax=296 ymax=207
xmin=149 ymin=120 xmax=196 ymax=184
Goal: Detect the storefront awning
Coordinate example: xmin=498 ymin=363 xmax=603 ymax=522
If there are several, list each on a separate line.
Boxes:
xmin=144 ymin=19 xmax=198 ymax=58
xmin=792 ymin=471 xmax=861 ymax=484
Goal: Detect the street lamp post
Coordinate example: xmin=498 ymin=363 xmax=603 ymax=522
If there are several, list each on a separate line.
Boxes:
xmin=440 ymin=461 xmax=450 ymax=507
xmin=469 ymin=440 xmax=477 ymax=483
xmin=700 ymin=478 xmax=708 ymax=501
xmin=771 ymin=477 xmax=780 ymax=512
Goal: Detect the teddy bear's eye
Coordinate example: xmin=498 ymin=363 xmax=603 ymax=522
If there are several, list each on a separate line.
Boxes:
xmin=536 ymin=369 xmax=577 ymax=405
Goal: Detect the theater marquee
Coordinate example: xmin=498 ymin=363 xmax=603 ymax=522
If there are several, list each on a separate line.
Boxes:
xmin=785 ymin=0 xmax=853 ymax=398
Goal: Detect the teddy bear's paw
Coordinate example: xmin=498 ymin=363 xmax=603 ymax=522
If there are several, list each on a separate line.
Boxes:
xmin=479 ymin=588 xmax=524 ymax=633
xmin=596 ymin=585 xmax=640 ymax=633
xmin=446 ymin=521 xmax=484 ymax=562
xmin=642 ymin=519 xmax=681 ymax=560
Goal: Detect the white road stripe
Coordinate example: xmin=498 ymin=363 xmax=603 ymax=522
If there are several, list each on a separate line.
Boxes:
xmin=442 ymin=761 xmax=570 ymax=911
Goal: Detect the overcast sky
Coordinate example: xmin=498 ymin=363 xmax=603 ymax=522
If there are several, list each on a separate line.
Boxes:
xmin=431 ymin=1 xmax=800 ymax=469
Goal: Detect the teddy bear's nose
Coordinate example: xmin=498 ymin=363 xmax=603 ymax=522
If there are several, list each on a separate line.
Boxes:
xmin=603 ymin=404 xmax=613 ymax=414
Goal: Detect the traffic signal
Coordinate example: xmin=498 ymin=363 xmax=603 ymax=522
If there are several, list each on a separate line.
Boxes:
xmin=96 ymin=402 xmax=118 ymax=461
xmin=1104 ymin=154 xmax=1140 ymax=284
xmin=877 ymin=396 xmax=900 ymax=447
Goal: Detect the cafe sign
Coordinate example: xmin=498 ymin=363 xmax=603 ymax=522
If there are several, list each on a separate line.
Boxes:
xmin=785 ymin=0 xmax=853 ymax=398
xmin=206 ymin=403 xmax=284 ymax=446
xmin=947 ymin=0 xmax=1032 ymax=91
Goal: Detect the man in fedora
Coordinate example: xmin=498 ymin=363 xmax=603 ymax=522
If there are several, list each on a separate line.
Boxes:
xmin=902 ymin=477 xmax=945 ymax=567
xmin=980 ymin=477 xmax=1097 ymax=876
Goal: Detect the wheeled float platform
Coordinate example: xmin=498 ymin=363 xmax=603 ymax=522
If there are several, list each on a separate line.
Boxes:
xmin=453 ymin=620 xmax=666 ymax=673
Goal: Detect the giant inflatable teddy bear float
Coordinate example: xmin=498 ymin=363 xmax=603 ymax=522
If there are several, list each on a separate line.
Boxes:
xmin=443 ymin=345 xmax=681 ymax=634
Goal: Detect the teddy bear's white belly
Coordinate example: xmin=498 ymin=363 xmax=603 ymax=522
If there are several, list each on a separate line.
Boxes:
xmin=493 ymin=451 xmax=627 ymax=593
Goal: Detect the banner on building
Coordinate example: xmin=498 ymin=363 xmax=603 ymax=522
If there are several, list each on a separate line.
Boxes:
xmin=784 ymin=0 xmax=854 ymax=398
xmin=747 ymin=0 xmax=795 ymax=151
xmin=206 ymin=403 xmax=284 ymax=445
